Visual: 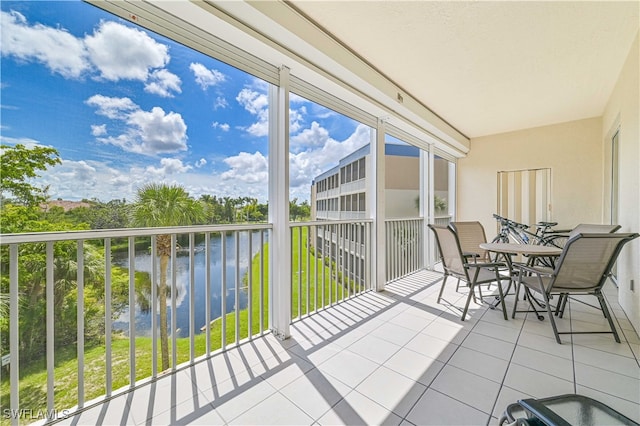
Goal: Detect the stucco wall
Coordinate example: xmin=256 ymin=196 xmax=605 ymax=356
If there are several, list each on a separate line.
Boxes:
xmin=458 ymin=117 xmax=603 ymax=237
xmin=385 ymin=156 xmax=419 ymax=190
xmin=602 ymin=31 xmax=640 ymax=334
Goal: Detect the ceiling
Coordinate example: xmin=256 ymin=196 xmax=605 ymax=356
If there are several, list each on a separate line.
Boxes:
xmin=270 ymin=1 xmax=639 ymax=139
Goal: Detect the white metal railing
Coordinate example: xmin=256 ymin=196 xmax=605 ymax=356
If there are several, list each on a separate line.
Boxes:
xmin=290 ymin=220 xmax=373 ymax=321
xmin=385 ymin=218 xmax=425 ymax=282
xmin=0 ymin=223 xmax=270 ymax=424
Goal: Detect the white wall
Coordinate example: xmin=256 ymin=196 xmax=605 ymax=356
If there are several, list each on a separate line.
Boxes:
xmin=457 ymin=117 xmax=603 ymax=237
xmin=602 ymin=31 xmax=640 ymax=334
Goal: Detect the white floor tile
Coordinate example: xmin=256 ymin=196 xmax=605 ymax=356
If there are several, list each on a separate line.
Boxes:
xmin=472 ymin=320 xmax=522 ymax=344
xmin=460 ymin=332 xmax=516 ymax=361
xmin=369 ymin=321 xmax=421 ymax=346
xmin=346 ymin=333 xmax=402 ymax=365
xmin=228 ymin=392 xmax=313 ymax=425
xmin=447 ymin=346 xmax=510 ymax=383
xmin=406 ymin=388 xmax=490 ymax=426
xmin=125 ymin=369 xmax=213 ymax=424
xmin=280 ymin=368 xmax=351 ymax=420
xmin=573 ymin=344 xmax=640 ymax=377
xmin=211 ymin=378 xmax=277 ymax=422
xmin=404 ymin=333 xmax=459 ymax=363
xmin=317 ymin=389 xmax=403 ymax=426
xmin=384 ymin=347 xmax=445 ymax=386
xmin=516 ymin=330 xmax=573 ymax=360
xmin=355 ymin=366 xmax=426 ymax=417
xmin=430 ymin=364 xmax=501 ymax=414
xmin=317 ymin=348 xmax=379 ymax=388
xmin=511 ymin=345 xmax=574 ymax=381
xmin=503 ymin=364 xmax=574 ymax=399
xmin=574 ymin=362 xmax=640 ymax=403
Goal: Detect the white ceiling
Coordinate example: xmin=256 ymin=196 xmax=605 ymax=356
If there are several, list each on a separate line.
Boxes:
xmin=273 ymin=1 xmax=639 ymax=139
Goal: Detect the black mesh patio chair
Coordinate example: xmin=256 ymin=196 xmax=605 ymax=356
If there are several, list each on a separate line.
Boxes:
xmin=429 ymin=224 xmax=511 ymax=321
xmin=511 ymin=232 xmax=639 ymax=343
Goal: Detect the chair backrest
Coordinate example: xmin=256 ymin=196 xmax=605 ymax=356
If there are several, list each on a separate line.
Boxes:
xmin=450 ymin=221 xmax=489 ymax=261
xmin=568 ymin=224 xmax=621 ymax=239
xmin=551 ymin=232 xmax=638 ymax=292
xmin=428 ymin=224 xmax=466 ymax=277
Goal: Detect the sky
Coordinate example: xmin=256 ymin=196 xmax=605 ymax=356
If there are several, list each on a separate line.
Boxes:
xmin=0 ymin=1 xmax=373 ymax=204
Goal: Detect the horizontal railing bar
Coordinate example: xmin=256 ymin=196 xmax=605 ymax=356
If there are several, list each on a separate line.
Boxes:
xmin=290 ymin=219 xmax=373 ymax=228
xmin=384 ymin=217 xmax=423 ymax=223
xmin=0 ymin=223 xmax=273 ymax=244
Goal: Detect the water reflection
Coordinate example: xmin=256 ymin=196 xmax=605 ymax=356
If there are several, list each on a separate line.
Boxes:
xmin=113 ymin=231 xmax=264 ymax=337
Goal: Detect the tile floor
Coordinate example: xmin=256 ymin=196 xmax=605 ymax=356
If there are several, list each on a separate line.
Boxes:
xmin=56 ymin=270 xmax=640 ymax=425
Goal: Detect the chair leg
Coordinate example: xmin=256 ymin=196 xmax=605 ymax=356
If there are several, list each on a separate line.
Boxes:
xmin=596 ymin=292 xmax=621 ymax=343
xmin=494 ymin=273 xmax=508 ymax=321
xmin=461 ymin=284 xmax=475 ymax=321
xmin=437 ymin=275 xmax=449 ymax=303
xmin=511 ymin=277 xmax=522 ymax=319
xmin=540 ymin=290 xmax=562 ymax=344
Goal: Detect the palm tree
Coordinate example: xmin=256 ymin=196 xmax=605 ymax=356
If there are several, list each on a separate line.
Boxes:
xmin=130 ymin=184 xmax=205 ymax=371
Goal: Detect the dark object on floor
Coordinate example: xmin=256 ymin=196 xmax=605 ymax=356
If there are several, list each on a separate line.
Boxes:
xmin=499 ymin=394 xmax=639 ymax=426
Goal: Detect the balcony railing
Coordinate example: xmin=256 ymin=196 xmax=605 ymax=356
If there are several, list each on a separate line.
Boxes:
xmin=0 ymin=217 xmax=435 ymax=424
xmin=290 ymin=220 xmax=373 ymax=322
xmin=0 ymin=224 xmax=270 ymax=425
xmin=385 ymin=218 xmax=425 ymax=282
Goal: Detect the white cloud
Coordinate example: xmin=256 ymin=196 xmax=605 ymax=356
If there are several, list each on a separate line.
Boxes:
xmin=221 ymin=151 xmax=268 ymax=183
xmin=236 ymin=88 xmax=269 ymax=137
xmin=1 ymin=12 xmax=181 ymax=96
xmin=0 ymin=135 xmax=41 ymax=147
xmin=289 ymin=123 xmax=371 ymax=191
xmin=212 ymin=122 xmax=230 ymax=132
xmin=290 ymin=121 xmax=329 ymax=152
xmin=189 ymin=62 xmax=225 ymax=90
xmin=214 ymin=96 xmax=228 ymax=110
xmin=85 ymin=20 xmax=169 ymax=82
xmin=85 ymin=94 xmax=138 ymax=119
xmin=91 ymin=124 xmax=107 ymax=136
xmin=1 ymin=10 xmax=90 ymax=78
xmin=86 ymin=95 xmax=188 ymax=155
xmin=195 ymin=158 xmax=207 ymax=168
xmin=145 ymin=69 xmax=182 ymax=98
xmin=145 ymin=158 xmax=192 ymax=178
xmin=236 ymin=88 xmax=268 ymax=114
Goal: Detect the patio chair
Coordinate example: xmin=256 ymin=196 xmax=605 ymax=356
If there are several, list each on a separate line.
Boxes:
xmin=429 ymin=224 xmax=511 ymax=321
xmin=450 ymin=221 xmax=492 ymax=291
xmin=544 ymin=223 xmax=621 ymax=249
xmin=511 ymin=232 xmax=639 ymax=343
xmin=450 ymin=221 xmax=491 ymax=263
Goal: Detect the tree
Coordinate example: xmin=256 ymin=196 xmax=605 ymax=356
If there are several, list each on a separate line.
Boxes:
xmin=0 ymin=144 xmax=61 ymax=206
xmin=129 ymin=184 xmax=205 ymax=371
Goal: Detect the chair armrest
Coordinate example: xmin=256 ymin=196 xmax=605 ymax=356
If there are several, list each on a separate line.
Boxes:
xmin=466 ymin=261 xmax=507 ymax=269
xmin=517 ymin=264 xmax=554 ymax=277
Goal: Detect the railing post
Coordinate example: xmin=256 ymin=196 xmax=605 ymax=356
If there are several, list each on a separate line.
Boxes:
xmin=371 ymin=118 xmax=386 ymax=291
xmin=268 ymin=66 xmax=291 ymax=339
xmin=9 ymin=244 xmax=19 ymax=426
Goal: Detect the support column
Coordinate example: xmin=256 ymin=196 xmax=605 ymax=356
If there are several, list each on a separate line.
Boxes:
xmin=371 ymin=119 xmax=386 ymax=291
xmin=268 ymin=66 xmax=291 ymax=340
xmin=419 ymin=149 xmax=429 ymax=269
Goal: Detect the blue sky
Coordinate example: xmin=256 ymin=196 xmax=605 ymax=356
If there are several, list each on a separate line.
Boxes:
xmin=0 ymin=1 xmax=372 ymax=203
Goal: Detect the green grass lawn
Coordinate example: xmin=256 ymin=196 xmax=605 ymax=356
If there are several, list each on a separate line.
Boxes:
xmin=0 ymin=227 xmax=358 ymax=424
